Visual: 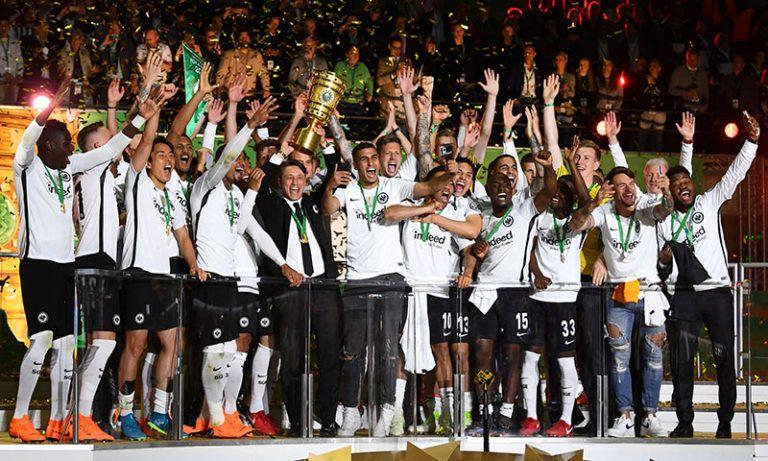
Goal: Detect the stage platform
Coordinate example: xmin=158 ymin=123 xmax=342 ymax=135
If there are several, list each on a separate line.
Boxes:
xmin=2 ymin=436 xmax=768 ymax=461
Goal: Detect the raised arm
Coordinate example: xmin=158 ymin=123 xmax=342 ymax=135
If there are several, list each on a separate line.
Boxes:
xmin=397 ymin=66 xmax=419 ymax=140
xmin=705 ymin=111 xmax=760 ymax=206
xmin=675 ymin=112 xmax=695 ymax=173
xmin=565 ymin=135 xmax=591 ymax=207
xmin=226 ymin=73 xmax=247 ymax=142
xmin=649 ymin=174 xmax=674 ymax=221
xmin=278 ymin=92 xmax=307 ymax=147
xmin=328 ymin=112 xmax=353 ymax=165
xmin=604 ymin=111 xmax=628 ymax=168
xmin=130 ymin=89 xmax=167 ymax=172
xmin=501 ymin=99 xmax=526 ymax=191
xmin=541 ymin=74 xmax=564 ymax=170
xmin=167 ymin=61 xmax=216 ymax=146
xmin=532 ymin=151 xmax=558 ymax=212
xmin=15 ymin=80 xmax=70 ymax=169
xmin=570 ymin=184 xmax=613 ymax=232
xmin=474 ymin=69 xmax=500 ymax=161
xmin=415 ymin=94 xmax=434 ymax=180
xmin=106 ymin=78 xmax=125 ymax=135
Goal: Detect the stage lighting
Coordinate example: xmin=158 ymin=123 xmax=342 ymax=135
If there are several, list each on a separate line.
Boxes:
xmin=32 ymin=94 xmax=51 ymax=111
xmin=724 ymin=122 xmax=739 ymax=139
xmin=619 ymin=71 xmax=626 ymax=87
xmin=596 ymin=120 xmax=607 ymax=136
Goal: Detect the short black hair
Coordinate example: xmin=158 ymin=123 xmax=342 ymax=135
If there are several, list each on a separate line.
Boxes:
xmin=456 ymin=157 xmax=476 ymax=174
xmin=352 ymin=141 xmax=376 ymax=161
xmin=487 ymin=154 xmax=516 ymax=174
xmin=152 ymin=136 xmax=172 ymax=150
xmin=255 ymin=138 xmax=279 ymax=154
xmin=425 ymin=165 xmax=446 ymax=181
xmin=666 ymin=165 xmax=691 ymax=180
xmin=605 ymin=166 xmax=635 ymax=183
xmin=375 ymin=134 xmax=401 ymax=153
xmin=37 ymin=119 xmax=69 ymax=152
xmin=77 ymin=122 xmax=104 ymax=152
xmin=520 ymin=153 xmax=535 ymax=165
xmin=281 ymin=158 xmax=308 ymax=175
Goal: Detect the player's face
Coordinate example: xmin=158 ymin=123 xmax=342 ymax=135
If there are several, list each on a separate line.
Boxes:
xmin=378 ymin=142 xmax=402 ymax=178
xmin=491 ymin=156 xmax=518 ymax=191
xmin=522 ymin=161 xmax=536 ymax=185
xmin=574 ymin=146 xmax=600 ymax=183
xmin=225 ymin=153 xmax=246 ymax=186
xmin=354 ymin=147 xmax=380 ymax=185
xmin=432 ymin=181 xmax=454 ymax=207
xmin=644 ymin=163 xmax=668 ymax=195
xmin=49 ymin=131 xmax=74 ymax=169
xmin=670 ymin=172 xmax=696 ymax=207
xmin=487 ymin=173 xmax=514 ymax=209
xmin=148 ymin=143 xmax=174 ymax=184
xmin=257 ymin=145 xmax=277 ymax=168
xmin=552 ymin=178 xmax=576 ymax=213
xmin=280 ymin=165 xmax=308 ymax=201
xmin=612 ymin=173 xmax=637 ymax=209
xmin=453 ymin=162 xmax=474 ymax=197
xmin=288 ymin=151 xmax=316 ymax=180
xmin=173 ymin=136 xmax=194 ymax=174
xmin=87 ymin=126 xmax=112 ymax=151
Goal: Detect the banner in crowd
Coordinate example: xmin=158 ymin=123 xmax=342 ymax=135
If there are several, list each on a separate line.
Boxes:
xmin=182 ymin=43 xmax=206 ymax=138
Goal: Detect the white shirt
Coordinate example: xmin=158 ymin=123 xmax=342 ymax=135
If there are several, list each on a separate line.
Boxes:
xmin=14 ymin=121 xmax=130 ymax=263
xmin=166 ymin=169 xmax=189 ymax=258
xmin=283 ymin=197 xmax=325 ymax=278
xmin=476 ymin=197 xmax=539 ymax=285
xmin=121 ymin=167 xmax=186 ymax=274
xmin=75 ymin=163 xmax=120 ymax=262
xmin=334 ymin=176 xmax=415 ymax=279
xmin=530 ymin=211 xmax=585 ymax=303
xmin=657 ymin=140 xmax=757 ymax=291
xmin=590 ymin=198 xmax=660 ymax=284
xmin=401 ymin=199 xmax=473 ymax=297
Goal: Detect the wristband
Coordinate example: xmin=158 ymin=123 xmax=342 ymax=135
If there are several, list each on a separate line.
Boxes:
xmin=322 ymin=145 xmax=335 ymax=155
xmin=430 ymin=124 xmax=439 ymax=134
xmin=131 ymin=115 xmax=146 ymax=129
xmin=256 ymin=127 xmax=269 ymax=139
xmin=107 ymin=105 xmax=117 ymax=109
xmin=392 ymin=126 xmax=400 ymax=133
xmin=544 ymin=102 xmax=554 ymax=108
xmin=682 ymin=139 xmax=693 ymax=144
xmin=503 ymin=128 xmax=512 ymax=134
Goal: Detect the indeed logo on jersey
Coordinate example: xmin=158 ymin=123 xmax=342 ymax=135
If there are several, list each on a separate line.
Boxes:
xmin=610 ymin=239 xmax=640 ymax=251
xmin=224 ymin=198 xmax=241 ymax=222
xmin=541 ymin=234 xmax=571 ymax=248
xmin=46 ymin=171 xmax=73 ymax=198
xmin=354 ymin=208 xmax=385 ymax=223
xmin=412 ymin=229 xmax=446 ymax=245
xmin=489 ymin=230 xmax=514 ymax=247
xmin=153 ymin=195 xmax=175 ymax=219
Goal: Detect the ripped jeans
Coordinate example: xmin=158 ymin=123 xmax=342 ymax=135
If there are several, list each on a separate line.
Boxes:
xmin=607 ymin=299 xmax=665 ymax=413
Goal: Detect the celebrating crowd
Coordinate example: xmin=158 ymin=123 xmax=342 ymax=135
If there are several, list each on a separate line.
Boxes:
xmin=6 ymin=35 xmax=761 ymax=443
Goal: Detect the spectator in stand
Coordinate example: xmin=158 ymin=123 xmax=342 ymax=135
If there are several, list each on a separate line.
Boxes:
xmin=669 ymin=47 xmax=709 ymax=113
xmin=596 ymin=58 xmax=622 ymax=113
xmin=508 ymin=42 xmax=540 ymax=104
xmin=709 ymin=32 xmax=732 ymax=85
xmin=492 ymin=21 xmax=523 ymax=95
xmin=443 ymin=22 xmax=474 ymax=100
xmin=375 ymin=35 xmax=409 ymax=118
xmin=553 ymin=51 xmax=576 ymax=125
xmin=136 ymin=28 xmax=173 ymax=81
xmin=19 ymin=17 xmax=53 ymax=102
xmin=56 ymin=29 xmax=97 ymax=106
xmin=335 ymin=15 xmax=362 ymax=62
xmin=0 ymin=18 xmax=23 ymax=103
xmin=216 ymin=29 xmax=270 ymax=99
xmin=412 ymin=36 xmax=441 ymax=85
xmin=749 ymin=49 xmax=765 ymax=79
xmin=574 ymin=57 xmax=597 ymax=121
xmin=717 ymin=53 xmax=761 ymax=119
xmin=288 ymin=36 xmax=328 ymax=98
xmin=334 ymin=46 xmax=373 ymax=115
xmin=174 ymin=31 xmax=201 ymax=65
xmin=637 ymin=58 xmax=667 ymax=152
xmin=200 ymin=28 xmax=222 ymax=71
xmin=99 ymin=20 xmax=135 ymax=82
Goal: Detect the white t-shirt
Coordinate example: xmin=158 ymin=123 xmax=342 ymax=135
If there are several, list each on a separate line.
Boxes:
xmin=657 ymin=140 xmax=757 ymax=290
xmin=476 ymin=197 xmax=539 ymax=285
xmin=121 ymin=167 xmax=186 ymax=274
xmin=590 ymin=198 xmax=660 ymax=284
xmin=234 ymin=233 xmax=260 ymax=293
xmin=166 ymin=170 xmax=190 ymax=258
xmin=401 ymin=199 xmax=473 ymax=297
xmin=191 ymin=179 xmax=243 ymax=277
xmin=75 ymin=163 xmax=120 ymax=262
xmin=333 ymin=176 xmax=415 ymax=280
xmin=530 ymin=211 xmax=585 ymax=303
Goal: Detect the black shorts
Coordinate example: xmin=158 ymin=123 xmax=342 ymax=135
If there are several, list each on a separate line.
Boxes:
xmin=75 ymin=253 xmax=121 ymax=332
xmin=20 ymin=258 xmax=75 ymax=339
xmin=121 ymin=268 xmax=181 ymax=332
xmin=470 ymin=288 xmax=533 ymax=344
xmin=528 ymin=299 xmax=577 ymax=353
xmin=192 ymin=279 xmax=241 ymax=347
xmin=237 ymin=292 xmax=274 ymax=336
xmin=427 ymin=294 xmax=469 ymax=344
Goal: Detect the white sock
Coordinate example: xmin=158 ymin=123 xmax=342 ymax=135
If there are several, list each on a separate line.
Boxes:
xmin=152 ymin=388 xmax=169 ymax=415
xmin=439 ymin=387 xmax=454 ymax=413
xmin=394 ymin=378 xmax=407 ymax=411
xmin=202 ymin=344 xmax=229 ymax=426
xmin=433 ymin=396 xmax=442 ymax=416
xmin=463 ymin=392 xmax=473 ymax=414
xmin=118 ymin=389 xmax=135 ymax=417
xmin=141 ymin=352 xmax=156 ymax=419
xmin=224 ymin=351 xmax=247 ymax=413
xmin=49 ymin=335 xmax=75 ymax=421
xmin=78 ymin=339 xmax=116 ymax=417
xmin=500 ymin=402 xmax=515 ymax=419
xmin=13 ymin=331 xmax=53 ymax=418
xmin=478 ymin=403 xmax=494 ymax=416
xmin=558 ymin=357 xmax=578 ymax=425
xmin=249 ymin=344 xmax=272 ymax=413
xmin=521 ymin=351 xmax=541 ymax=420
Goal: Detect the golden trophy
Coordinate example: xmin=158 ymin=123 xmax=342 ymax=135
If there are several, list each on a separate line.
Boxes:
xmin=293 ymin=70 xmax=346 ymax=154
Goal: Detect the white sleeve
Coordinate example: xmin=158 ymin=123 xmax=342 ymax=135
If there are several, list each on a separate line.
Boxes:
xmin=503 ymin=138 xmax=527 ymax=194
xmin=399 ymin=152 xmax=417 ymax=181
xmin=679 ymin=141 xmax=693 ymax=174
xmin=394 ymin=178 xmax=416 ymax=201
xmin=245 ymin=216 xmax=287 ymax=267
xmin=69 ymin=131 xmax=133 ymax=174
xmin=333 ymin=186 xmax=346 ymax=207
xmin=14 ymin=120 xmax=45 ymax=170
xmin=591 ymin=205 xmax=607 ymax=230
xmin=202 ymin=122 xmax=217 ymax=151
xmin=702 ymin=140 xmax=757 ymax=208
xmin=608 ymin=141 xmax=628 ymax=168
xmin=457 ymin=125 xmax=467 ymax=149
xmin=171 ymin=192 xmax=186 ymax=230
xmin=202 ymin=124 xmax=255 ymax=191
xmin=237 ymin=188 xmax=257 ymax=235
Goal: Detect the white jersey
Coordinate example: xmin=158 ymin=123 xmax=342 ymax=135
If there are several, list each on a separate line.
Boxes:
xmin=234 ymin=233 xmax=260 ymax=294
xmin=14 ymin=120 xmax=130 ymax=263
xmin=530 ymin=211 xmax=585 ymax=303
xmin=75 ymin=163 xmax=120 ymax=262
xmin=166 ymin=170 xmax=190 ymax=258
xmin=334 ymin=176 xmax=415 ymax=280
xmin=476 ymin=197 xmax=539 ymax=285
xmin=657 ymin=140 xmax=757 ymax=291
xmin=191 ymin=180 xmax=244 ymax=277
xmin=401 ymin=199 xmax=473 ymax=297
xmin=121 ymin=167 xmax=186 ymax=274
xmin=590 ymin=197 xmax=660 ymax=284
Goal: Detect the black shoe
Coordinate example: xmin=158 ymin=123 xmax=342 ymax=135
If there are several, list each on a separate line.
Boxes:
xmin=286 ymin=425 xmax=302 ymax=437
xmin=716 ymin=422 xmax=731 ymax=439
xmin=319 ymin=423 xmax=338 ymax=437
xmin=669 ymin=422 xmax=694 ymax=438
xmin=573 ymin=420 xmax=596 ymax=437
xmin=493 ymin=412 xmax=515 ymax=435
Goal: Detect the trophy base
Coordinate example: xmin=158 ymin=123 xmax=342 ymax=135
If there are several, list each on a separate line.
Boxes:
xmin=293 ymin=125 xmax=321 ymax=155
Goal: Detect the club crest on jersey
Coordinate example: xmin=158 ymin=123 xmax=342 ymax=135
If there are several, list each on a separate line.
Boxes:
xmin=503 ymin=215 xmax=514 ymax=227
xmin=37 ymin=312 xmax=48 ymax=324
xmin=60 ymin=171 xmax=72 ymax=182
xmin=692 ymin=211 xmax=704 ymax=224
xmin=212 ymin=328 xmax=222 ymax=339
xmin=239 ymin=317 xmax=250 ymax=328
xmin=377 ymin=192 xmax=389 ymax=205
xmin=313 ymin=204 xmax=320 ymax=214
xmin=113 ymin=314 xmax=121 ymax=326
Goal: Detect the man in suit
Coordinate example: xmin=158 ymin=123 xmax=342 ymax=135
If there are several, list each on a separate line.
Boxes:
xmin=255 ymin=158 xmax=341 ymax=437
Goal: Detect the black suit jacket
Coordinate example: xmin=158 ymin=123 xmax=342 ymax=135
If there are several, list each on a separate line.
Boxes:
xmin=255 ymin=154 xmax=339 ymax=293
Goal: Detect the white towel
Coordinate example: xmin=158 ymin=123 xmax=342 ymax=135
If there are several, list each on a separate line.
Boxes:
xmin=400 ymin=291 xmax=435 ymax=374
xmin=644 ymin=287 xmax=670 ymax=327
xmin=468 ymin=287 xmax=498 ymax=315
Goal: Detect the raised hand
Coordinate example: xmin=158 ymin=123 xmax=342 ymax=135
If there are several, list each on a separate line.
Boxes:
xmin=397 ymin=66 xmax=420 ymax=96
xmin=675 ymin=111 xmax=696 ymax=141
xmin=385 ymin=101 xmax=397 ymax=130
xmin=460 ymin=108 xmax=477 ymax=127
xmin=542 ymin=74 xmax=560 ymax=104
xmin=596 ymin=182 xmax=615 ymax=203
xmin=478 ymin=68 xmax=500 ymax=96
xmin=327 ymin=164 xmax=353 ymax=190
xmin=247 ymin=96 xmax=278 ymax=128
xmin=198 ymin=61 xmax=217 ymax=95
xmin=140 ymin=52 xmax=163 ymax=86
xmin=51 ymin=78 xmax=72 ymax=108
xmin=248 ymin=167 xmax=265 ymax=191
xmin=534 ymin=150 xmax=553 ymax=167
xmin=743 ymin=110 xmax=761 ymax=142
xmin=604 ymin=111 xmax=621 ymax=143
xmin=464 ymin=122 xmax=481 ymax=149
xmin=657 ymin=174 xmax=670 ymax=194
xmin=294 ymin=91 xmax=308 ymax=116
xmin=137 ymin=89 xmax=166 ymax=119
xmin=415 ymin=94 xmax=431 ymax=115
xmin=502 ymin=99 xmax=522 ymax=130
xmin=159 ymin=83 xmax=179 ymax=104
xmin=245 ymin=100 xmax=261 ymax=120
xmin=227 ymin=73 xmax=248 ymax=104
xmin=107 ymin=78 xmax=125 ymax=106
xmin=565 ymin=134 xmax=580 ymax=164
xmin=207 ymin=98 xmax=226 ymax=124
xmin=421 ymin=75 xmax=434 ymax=98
